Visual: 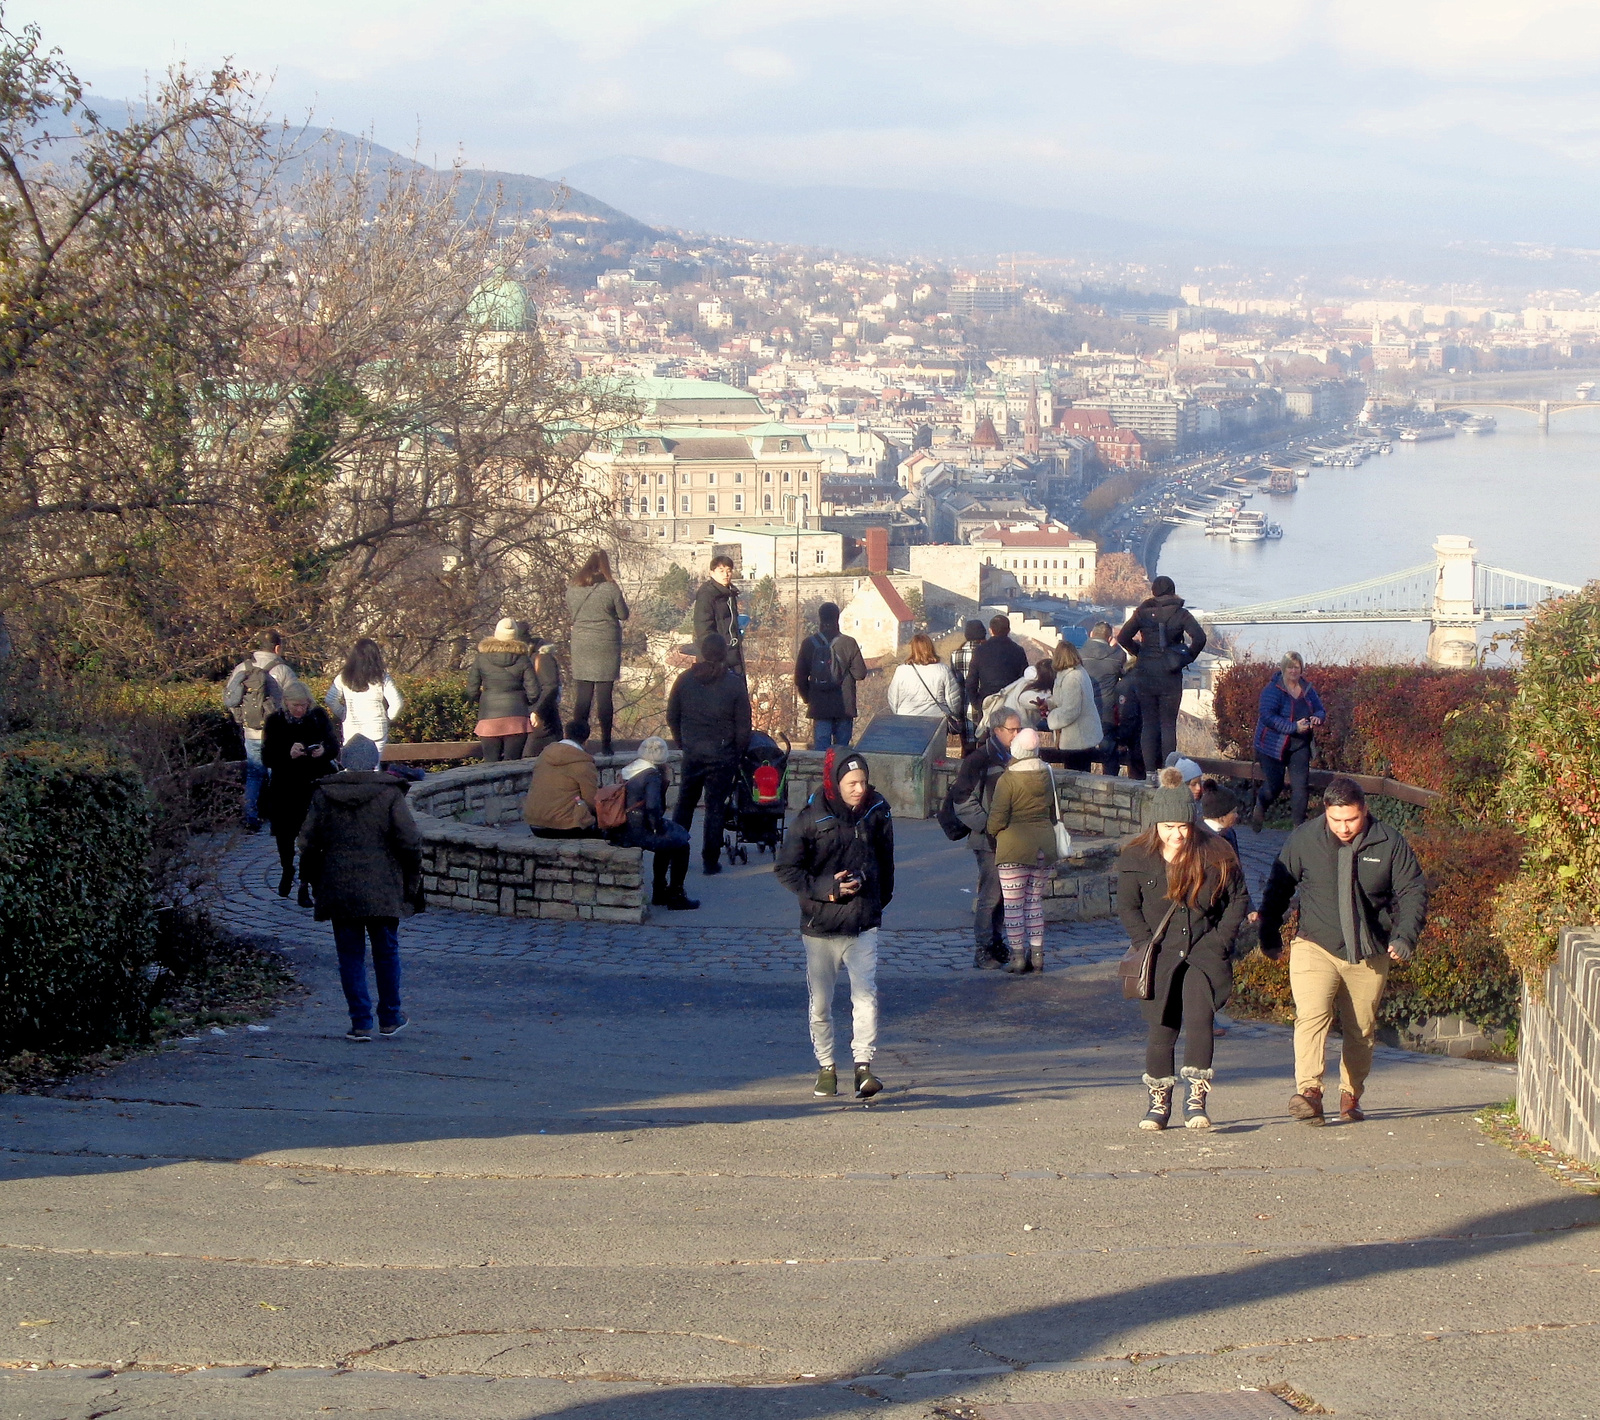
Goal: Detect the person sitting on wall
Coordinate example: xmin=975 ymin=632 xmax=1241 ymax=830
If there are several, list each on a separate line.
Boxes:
xmin=522 ymin=719 xmax=602 ymax=839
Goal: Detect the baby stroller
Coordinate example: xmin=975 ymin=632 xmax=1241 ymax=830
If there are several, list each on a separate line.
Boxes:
xmin=721 ymin=731 xmax=791 ymax=865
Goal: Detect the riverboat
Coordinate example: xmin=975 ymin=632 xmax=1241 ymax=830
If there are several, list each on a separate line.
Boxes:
xmin=1577 ymin=382 xmax=1596 ymax=400
xmin=1230 ymin=510 xmax=1268 ymax=542
xmin=1268 ymin=469 xmax=1297 ymax=493
xmin=1399 ymin=425 xmax=1455 ymax=442
xmin=1463 ymin=414 xmax=1497 ymax=435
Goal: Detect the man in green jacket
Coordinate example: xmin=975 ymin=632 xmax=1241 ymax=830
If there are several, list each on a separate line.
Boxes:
xmin=1259 ymin=777 xmax=1428 ymax=1125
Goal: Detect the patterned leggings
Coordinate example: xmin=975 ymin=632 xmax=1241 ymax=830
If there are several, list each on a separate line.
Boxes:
xmin=998 ymin=860 xmax=1050 ymax=952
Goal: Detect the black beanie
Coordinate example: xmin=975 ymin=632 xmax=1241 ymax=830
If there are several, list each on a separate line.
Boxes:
xmin=964 ymin=619 xmax=987 ymax=641
xmin=1151 ymin=575 xmax=1176 ymax=597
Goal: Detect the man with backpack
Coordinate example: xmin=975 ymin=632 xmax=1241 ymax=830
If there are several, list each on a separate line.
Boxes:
xmin=941 ymin=706 xmax=1023 ymax=969
xmin=1116 ymin=576 xmax=1206 ymax=778
xmin=223 ymin=630 xmax=299 ymax=831
xmin=794 ymin=602 xmax=867 ymax=751
xmin=965 ymin=615 xmax=1030 ymax=723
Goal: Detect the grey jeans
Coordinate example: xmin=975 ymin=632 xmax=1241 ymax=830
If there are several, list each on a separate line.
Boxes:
xmin=972 ymin=844 xmax=1006 ymax=954
xmin=804 ymin=928 xmax=878 ymax=1067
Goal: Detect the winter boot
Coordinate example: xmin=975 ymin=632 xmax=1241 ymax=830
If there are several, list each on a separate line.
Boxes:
xmin=1181 ymin=1066 xmax=1214 ymax=1129
xmin=973 ymin=947 xmax=1004 ymax=970
xmin=854 ymin=1062 xmax=883 ymax=1099
xmin=297 ymin=882 xmax=313 ymax=909
xmin=813 ymin=1066 xmax=837 ymax=1097
xmin=1339 ymin=1090 xmax=1364 ymax=1123
xmin=1027 ymin=944 xmax=1045 ymax=973
xmin=1287 ymin=1086 xmax=1326 ymax=1126
xmin=1004 ymin=946 xmax=1029 ymax=974
xmin=1140 ymin=1074 xmax=1175 ymax=1130
xmin=277 ymin=868 xmax=293 ymax=898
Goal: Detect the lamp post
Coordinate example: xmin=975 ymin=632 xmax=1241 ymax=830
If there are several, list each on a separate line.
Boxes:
xmin=788 ymin=490 xmax=811 ymax=664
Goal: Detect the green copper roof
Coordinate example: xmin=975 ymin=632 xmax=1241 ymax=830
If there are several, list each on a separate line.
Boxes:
xmin=468 ymin=273 xmax=532 ymax=331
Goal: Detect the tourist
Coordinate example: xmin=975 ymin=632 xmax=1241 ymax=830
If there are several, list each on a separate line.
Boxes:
xmin=567 ymin=549 xmax=630 ymax=756
xmin=467 ymin=617 xmax=540 ymax=763
xmin=794 ymin=602 xmax=867 ymax=750
xmin=1079 ymin=621 xmax=1127 ymax=722
xmin=522 ymin=719 xmax=601 ymax=839
xmin=261 ymin=682 xmax=340 ymax=906
xmin=1250 ymin=652 xmax=1326 ymax=831
xmin=949 ymin=619 xmax=987 ymax=749
xmin=1115 ymin=576 xmax=1207 ymax=777
xmin=515 ymin=621 xmax=564 ymax=759
xmin=986 ymin=727 xmax=1065 ymax=974
xmin=775 ymin=749 xmax=895 ymax=1100
xmin=326 ymin=638 xmax=405 ymax=755
xmin=1258 ymin=776 xmax=1427 ymax=1125
xmin=223 ymin=630 xmax=297 ymax=831
xmin=1105 ymin=662 xmax=1146 ymax=780
xmin=948 ymin=706 xmax=1023 ymax=968
xmin=966 ymin=614 xmax=1030 ymax=724
xmin=667 ymin=633 xmax=752 ymax=876
xmin=617 ymin=736 xmax=698 ymax=911
xmin=296 ymin=735 xmax=423 ymax=1042
xmin=1200 ymin=783 xmax=1242 ymax=857
xmin=692 ymin=555 xmax=744 ymax=676
xmin=1044 ymin=641 xmax=1103 ymax=772
xmin=1165 ymin=754 xmax=1205 ymax=808
xmin=1117 ymin=767 xmax=1250 ymax=1130
xmin=886 ymin=633 xmax=963 ymax=726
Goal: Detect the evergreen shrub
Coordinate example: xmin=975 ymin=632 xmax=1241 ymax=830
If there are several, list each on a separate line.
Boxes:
xmin=0 ymin=737 xmax=156 ymax=1054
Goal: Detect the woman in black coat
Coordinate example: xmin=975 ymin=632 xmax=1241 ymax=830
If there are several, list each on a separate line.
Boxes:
xmin=261 ymin=682 xmax=341 ymax=905
xmin=615 ymin=737 xmax=697 ymax=911
xmin=467 ymin=617 xmax=541 ymax=762
xmin=1117 ymin=769 xmax=1249 ymax=1131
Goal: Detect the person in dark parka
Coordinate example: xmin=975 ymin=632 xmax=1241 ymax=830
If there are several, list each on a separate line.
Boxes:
xmin=297 ymin=735 xmax=424 ymax=1042
xmin=513 ymin=620 xmax=564 ymax=759
xmin=965 ymin=614 xmax=1031 ymax=719
xmin=794 ymin=602 xmax=867 ymax=749
xmin=467 ymin=617 xmax=541 ymax=763
xmin=692 ymin=556 xmax=744 ymax=675
xmin=1116 ymin=576 xmax=1207 ymax=777
xmin=261 ymin=682 xmax=341 ymax=907
xmin=1117 ymin=769 xmax=1250 ymax=1131
xmin=667 ymin=633 xmax=752 ymax=875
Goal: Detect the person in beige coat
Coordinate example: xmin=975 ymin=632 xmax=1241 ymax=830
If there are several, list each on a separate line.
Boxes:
xmin=523 ymin=719 xmax=601 ymax=838
xmin=985 ymin=728 xmax=1064 ymax=974
xmin=1045 ymin=641 xmax=1103 ymax=772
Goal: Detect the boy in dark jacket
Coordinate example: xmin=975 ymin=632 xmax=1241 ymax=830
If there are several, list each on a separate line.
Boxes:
xmin=794 ymin=603 xmax=867 ymax=750
xmin=966 ymin=614 xmax=1030 ymax=716
xmin=692 ymin=556 xmax=744 ymax=675
xmin=1116 ymin=577 xmax=1206 ymax=776
xmin=1258 ymin=777 xmax=1428 ymax=1125
xmin=775 ymin=749 xmax=895 ymax=1099
xmin=668 ymin=634 xmax=752 ymax=875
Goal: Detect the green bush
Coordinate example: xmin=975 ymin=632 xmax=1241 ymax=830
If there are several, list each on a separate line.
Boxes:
xmin=0 ymin=737 xmax=156 ymax=1054
xmin=389 ymin=675 xmax=476 ymax=743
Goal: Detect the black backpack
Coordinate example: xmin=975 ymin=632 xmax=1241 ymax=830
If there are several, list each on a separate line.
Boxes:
xmin=807 ymin=633 xmax=841 ymax=692
xmin=233 ymin=656 xmax=284 ymax=731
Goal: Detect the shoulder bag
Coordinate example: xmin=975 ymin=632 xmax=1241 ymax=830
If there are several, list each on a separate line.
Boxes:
xmin=1118 ymin=900 xmax=1177 ymax=1001
xmin=1046 ymin=766 xmax=1073 ymax=859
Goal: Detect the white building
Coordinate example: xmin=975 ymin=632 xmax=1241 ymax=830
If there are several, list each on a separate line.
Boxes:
xmin=711 ymin=523 xmax=846 ymax=581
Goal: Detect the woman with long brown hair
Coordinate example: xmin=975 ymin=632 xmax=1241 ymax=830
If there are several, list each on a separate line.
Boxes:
xmin=1045 ymin=639 xmax=1102 ymax=772
xmin=1117 ymin=767 xmax=1249 ymax=1130
xmin=566 ymin=549 xmax=629 ymax=756
xmin=885 ymin=632 xmax=962 ymax=722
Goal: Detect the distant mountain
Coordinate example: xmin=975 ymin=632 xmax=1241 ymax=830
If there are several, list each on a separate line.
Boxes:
xmin=549 ymin=155 xmax=1167 ymax=260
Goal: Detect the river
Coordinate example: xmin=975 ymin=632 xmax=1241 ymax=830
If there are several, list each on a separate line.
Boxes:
xmin=1154 ymin=398 xmax=1600 ymax=662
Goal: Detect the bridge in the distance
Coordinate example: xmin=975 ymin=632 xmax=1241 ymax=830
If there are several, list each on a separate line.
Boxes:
xmin=1428 ymin=397 xmax=1596 ymax=431
xmin=1202 ymin=534 xmax=1583 ymax=665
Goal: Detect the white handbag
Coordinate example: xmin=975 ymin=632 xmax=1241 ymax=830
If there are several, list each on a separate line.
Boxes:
xmin=1048 ymin=768 xmax=1073 ymax=858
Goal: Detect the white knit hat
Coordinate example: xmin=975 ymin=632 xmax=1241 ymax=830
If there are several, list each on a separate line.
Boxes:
xmin=494 ymin=616 xmax=519 ymax=640
xmin=636 ymin=736 xmax=670 ymax=765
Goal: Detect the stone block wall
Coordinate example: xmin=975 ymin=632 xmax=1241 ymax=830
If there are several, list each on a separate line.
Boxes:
xmin=1519 ymin=927 xmax=1600 ymax=1167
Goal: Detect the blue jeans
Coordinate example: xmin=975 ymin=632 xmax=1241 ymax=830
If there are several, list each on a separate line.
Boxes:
xmin=811 ymin=718 xmax=854 ymax=751
xmin=242 ymin=736 xmax=267 ymax=823
xmin=333 ymin=918 xmax=403 ymax=1030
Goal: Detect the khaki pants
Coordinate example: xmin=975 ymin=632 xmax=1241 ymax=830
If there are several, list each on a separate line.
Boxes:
xmin=1289 ymin=937 xmax=1391 ymax=1099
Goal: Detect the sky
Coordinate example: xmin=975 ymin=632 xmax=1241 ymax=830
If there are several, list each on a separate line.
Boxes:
xmin=19 ymin=1 xmax=1600 ymax=246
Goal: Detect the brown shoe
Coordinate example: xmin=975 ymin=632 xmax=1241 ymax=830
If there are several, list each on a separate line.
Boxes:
xmin=1287 ymin=1087 xmax=1325 ymax=1125
xmin=1339 ymin=1091 xmax=1364 ymax=1123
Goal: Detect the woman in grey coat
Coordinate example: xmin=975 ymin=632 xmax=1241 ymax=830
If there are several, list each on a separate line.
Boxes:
xmin=566 ymin=549 xmax=630 ymax=755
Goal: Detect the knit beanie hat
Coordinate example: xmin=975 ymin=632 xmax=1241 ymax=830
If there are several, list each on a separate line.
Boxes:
xmin=1011 ymin=727 xmax=1040 ymax=761
xmin=1200 ymin=785 xmax=1237 ymax=821
xmin=494 ymin=616 xmax=519 ymax=640
xmin=636 ymin=736 xmax=670 ymax=765
xmin=341 ymin=734 xmax=382 ymax=772
xmin=1146 ymin=766 xmax=1195 ymax=826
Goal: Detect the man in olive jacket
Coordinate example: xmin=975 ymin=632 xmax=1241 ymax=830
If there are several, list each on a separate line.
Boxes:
xmin=1258 ymin=776 xmax=1428 ymax=1125
xmin=297 ymin=736 xmax=424 ymax=1041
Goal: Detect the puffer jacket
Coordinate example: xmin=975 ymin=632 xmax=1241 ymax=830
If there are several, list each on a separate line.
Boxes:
xmin=985 ymin=760 xmax=1062 ymax=867
xmin=467 ymin=638 xmax=540 ymax=721
xmin=1045 ymin=665 xmax=1103 ymax=751
xmin=775 ymin=787 xmax=895 ymax=936
xmin=692 ymin=580 xmax=743 ymax=667
xmin=522 ymin=741 xmax=599 ymax=830
xmin=297 ymin=772 xmax=423 ymax=921
xmin=1117 ymin=594 xmax=1206 ymax=684
xmin=618 ymin=762 xmax=690 ymax=853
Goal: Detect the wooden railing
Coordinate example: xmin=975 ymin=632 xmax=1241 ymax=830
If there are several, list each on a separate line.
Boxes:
xmin=1189 ymin=756 xmax=1441 ymax=808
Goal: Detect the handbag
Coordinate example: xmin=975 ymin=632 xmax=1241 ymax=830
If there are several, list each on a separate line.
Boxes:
xmin=1047 ymin=766 xmax=1073 ymax=859
xmin=910 ymin=662 xmax=963 ymax=737
xmin=1119 ymin=901 xmax=1177 ymax=1001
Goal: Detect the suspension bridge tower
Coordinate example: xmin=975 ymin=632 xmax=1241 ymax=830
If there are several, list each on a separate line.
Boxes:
xmin=1427 ymin=534 xmax=1482 ymax=668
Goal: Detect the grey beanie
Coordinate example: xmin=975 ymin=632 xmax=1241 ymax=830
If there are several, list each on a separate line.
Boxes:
xmin=341 ymin=734 xmax=382 ymax=772
xmin=1145 ymin=767 xmax=1195 ymax=826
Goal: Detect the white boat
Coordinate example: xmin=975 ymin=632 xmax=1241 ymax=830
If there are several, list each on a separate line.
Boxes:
xmin=1230 ymin=510 xmax=1267 ymax=542
xmin=1577 ymin=382 xmax=1595 ymax=400
xmin=1206 ymin=504 xmax=1240 ymax=534
xmin=1297 ymin=466 xmax=1310 ymax=477
xmin=1399 ymin=424 xmax=1455 ymax=442
xmin=1380 ymin=443 xmax=1393 ymax=454
xmin=1463 ymin=414 xmax=1497 ymax=434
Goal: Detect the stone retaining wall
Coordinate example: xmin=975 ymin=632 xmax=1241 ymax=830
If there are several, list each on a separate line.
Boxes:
xmin=1518 ymin=927 xmax=1600 ymax=1167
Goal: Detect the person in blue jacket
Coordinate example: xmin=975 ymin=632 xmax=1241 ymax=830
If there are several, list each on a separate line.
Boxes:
xmin=1250 ymin=653 xmax=1326 ymax=831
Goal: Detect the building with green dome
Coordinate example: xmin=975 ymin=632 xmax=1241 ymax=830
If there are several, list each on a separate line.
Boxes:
xmin=467 ymin=272 xmax=534 ymax=332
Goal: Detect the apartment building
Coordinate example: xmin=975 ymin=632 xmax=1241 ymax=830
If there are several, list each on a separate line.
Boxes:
xmin=968 ymin=521 xmax=1098 ymax=599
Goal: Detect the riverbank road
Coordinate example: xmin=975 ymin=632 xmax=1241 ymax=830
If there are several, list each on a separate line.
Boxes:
xmin=2 ymin=827 xmax=1595 ymax=1419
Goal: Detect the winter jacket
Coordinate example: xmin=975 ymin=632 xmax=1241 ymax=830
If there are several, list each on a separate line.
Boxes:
xmin=1116 ymin=594 xmax=1206 ymax=685
xmin=1044 ymin=665 xmax=1103 ymax=751
xmin=950 ymin=638 xmax=983 ymax=713
xmin=326 ymin=674 xmax=405 ymax=750
xmin=297 ymin=771 xmax=423 ymax=922
xmin=775 ymin=787 xmax=895 ymax=936
xmin=1253 ymin=671 xmax=1327 ymax=763
xmin=949 ymin=736 xmax=1010 ymax=847
xmin=794 ymin=629 xmax=867 ymax=720
xmin=886 ymin=661 xmax=962 ymax=719
xmin=567 ymin=580 xmax=630 ymax=682
xmin=260 ymin=705 xmax=340 ymax=831
xmin=986 ymin=760 xmax=1062 ymax=867
xmin=467 ymin=638 xmax=539 ymax=724
xmin=223 ymin=651 xmax=297 ymax=740
xmin=1259 ymin=814 xmax=1428 ymax=961
xmin=522 ymin=741 xmax=599 ymax=831
xmin=619 ymin=762 xmax=691 ymax=853
xmin=692 ymin=580 xmax=743 ymax=668
xmin=526 ymin=638 xmax=562 ymax=735
xmin=1109 ymin=670 xmax=1142 ymax=743
xmin=667 ymin=666 xmax=752 ymax=762
xmin=1078 ymin=637 xmax=1127 ymax=715
xmin=966 ymin=634 xmax=1030 ymax=709
xmin=1117 ymin=842 xmax=1250 ymax=1024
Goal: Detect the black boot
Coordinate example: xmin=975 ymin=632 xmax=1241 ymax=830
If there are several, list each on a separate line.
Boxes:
xmin=277 ymin=868 xmax=293 ymax=897
xmin=1140 ymin=1074 xmax=1175 ymax=1131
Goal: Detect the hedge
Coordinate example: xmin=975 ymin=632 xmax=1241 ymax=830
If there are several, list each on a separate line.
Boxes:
xmin=0 ymin=738 xmax=156 ymax=1054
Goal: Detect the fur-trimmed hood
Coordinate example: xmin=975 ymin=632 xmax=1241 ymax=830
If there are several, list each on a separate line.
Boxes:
xmin=477 ymin=636 xmax=529 ymax=655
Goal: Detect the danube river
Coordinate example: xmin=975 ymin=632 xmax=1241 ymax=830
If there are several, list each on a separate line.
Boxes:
xmin=1155 ymin=403 xmax=1600 ymax=662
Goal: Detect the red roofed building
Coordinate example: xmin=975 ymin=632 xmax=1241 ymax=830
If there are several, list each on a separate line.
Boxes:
xmin=968 ymin=521 xmax=1098 ymax=599
xmin=842 ymin=572 xmax=917 ymax=659
xmin=1059 ymin=409 xmax=1145 ymax=467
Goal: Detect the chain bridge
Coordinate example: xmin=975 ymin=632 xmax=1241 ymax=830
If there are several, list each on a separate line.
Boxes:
xmin=1202 ymin=535 xmax=1584 ymax=666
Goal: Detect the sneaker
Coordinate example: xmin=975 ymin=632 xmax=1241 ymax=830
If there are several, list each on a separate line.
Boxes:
xmin=1287 ymin=1087 xmax=1326 ymax=1126
xmin=378 ymin=1015 xmax=409 ymax=1038
xmin=345 ymin=1026 xmax=373 ymax=1042
xmin=1339 ymin=1091 xmax=1364 ymax=1123
xmin=1140 ymin=1074 xmax=1174 ymax=1131
xmin=1250 ymin=798 xmax=1266 ymax=834
xmin=854 ymin=1063 xmax=883 ymax=1099
xmin=813 ymin=1066 xmax=837 ymax=1097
